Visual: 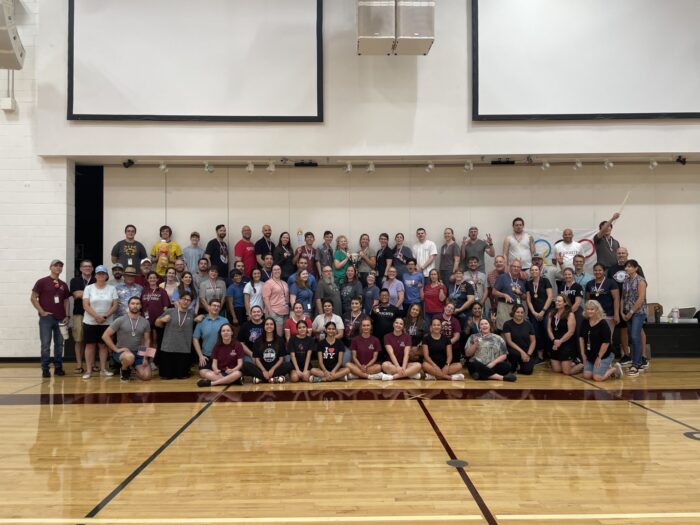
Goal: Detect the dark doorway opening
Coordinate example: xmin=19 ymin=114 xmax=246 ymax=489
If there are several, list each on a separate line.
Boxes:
xmin=74 ymin=165 xmax=104 ymax=277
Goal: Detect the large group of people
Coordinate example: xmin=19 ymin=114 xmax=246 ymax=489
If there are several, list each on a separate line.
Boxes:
xmin=32 ymin=212 xmax=650 ymax=385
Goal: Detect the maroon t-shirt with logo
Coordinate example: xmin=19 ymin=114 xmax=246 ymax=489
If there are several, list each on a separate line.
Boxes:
xmin=211 ymin=342 xmax=244 ymax=372
xmin=350 ymin=335 xmax=381 ymax=365
xmin=383 ymin=332 xmax=412 ymax=362
xmin=32 ymin=276 xmax=70 ymax=320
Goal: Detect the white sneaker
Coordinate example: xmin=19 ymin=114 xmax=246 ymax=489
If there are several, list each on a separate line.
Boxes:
xmin=612 ymin=362 xmax=623 ymax=379
xmin=367 ymin=373 xmax=383 ymax=380
xmin=347 ymin=373 xmax=359 ymax=380
xmin=149 ymin=362 xmax=158 ymax=371
xmin=82 ymin=371 xmax=92 ymax=380
xmin=424 ymin=373 xmax=436 ymax=380
xmin=100 ymin=369 xmax=114 ymax=377
xmin=276 ymin=376 xmax=286 ymax=384
xmin=253 ymin=377 xmax=261 ymax=384
xmin=451 ymin=373 xmax=465 ymax=381
xmin=410 ymin=372 xmax=422 ymax=380
xmin=381 ymin=373 xmax=394 ymax=381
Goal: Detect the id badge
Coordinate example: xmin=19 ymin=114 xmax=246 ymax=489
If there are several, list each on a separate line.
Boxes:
xmin=54 ymin=295 xmax=60 ymax=304
xmin=515 ymin=297 xmax=521 ymax=305
xmin=128 ymin=258 xmax=133 ymax=266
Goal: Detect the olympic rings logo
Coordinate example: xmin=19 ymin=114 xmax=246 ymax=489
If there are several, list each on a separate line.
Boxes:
xmin=534 ymin=237 xmax=597 ymax=260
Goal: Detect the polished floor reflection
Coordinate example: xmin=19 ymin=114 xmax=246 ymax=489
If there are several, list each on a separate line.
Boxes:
xmin=1 ymin=359 xmax=699 ymax=524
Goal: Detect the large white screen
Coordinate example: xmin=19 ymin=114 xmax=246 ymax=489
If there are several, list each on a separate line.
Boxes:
xmin=70 ymin=0 xmax=321 ymax=120
xmin=474 ymin=0 xmax=700 ymax=119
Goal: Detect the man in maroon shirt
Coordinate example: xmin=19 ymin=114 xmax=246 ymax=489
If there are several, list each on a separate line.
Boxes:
xmin=31 ymin=259 xmax=71 ymax=377
xmin=234 ymin=225 xmax=256 ymax=277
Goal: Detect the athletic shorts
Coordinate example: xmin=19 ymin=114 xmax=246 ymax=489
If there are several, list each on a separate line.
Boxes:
xmin=83 ymin=323 xmax=109 ymax=345
xmin=112 ymin=350 xmax=144 ymax=366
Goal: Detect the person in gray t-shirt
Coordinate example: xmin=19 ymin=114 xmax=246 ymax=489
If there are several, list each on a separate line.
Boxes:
xmin=460 ymin=226 xmax=495 ymax=273
xmin=156 ymin=293 xmax=196 ymax=379
xmin=102 ymin=296 xmax=153 ymax=381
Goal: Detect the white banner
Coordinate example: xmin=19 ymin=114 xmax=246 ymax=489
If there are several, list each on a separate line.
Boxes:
xmin=529 ymin=228 xmax=599 ymax=272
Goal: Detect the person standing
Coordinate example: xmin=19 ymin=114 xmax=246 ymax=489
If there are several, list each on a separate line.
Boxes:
xmin=464 ymin=256 xmax=488 ymax=312
xmin=621 ymin=260 xmax=648 ymax=377
xmin=81 ymin=265 xmax=119 ymax=379
xmin=392 ymin=233 xmax=413 ymax=279
xmin=150 ymin=225 xmax=183 ymax=277
xmin=234 ymin=225 xmax=257 ymax=278
xmin=525 ymin=264 xmax=553 ymax=360
xmin=332 ymin=235 xmax=352 ymax=287
xmin=553 ymin=228 xmax=583 ymax=271
xmin=107 ymin=264 xmax=124 ymax=287
xmin=315 ymin=231 xmax=334 ymax=278
xmin=69 ymin=259 xmax=95 ymax=375
xmin=375 ymin=233 xmax=393 ymax=283
xmin=262 ymin=265 xmax=290 ymax=336
xmin=115 ymin=267 xmax=143 ymax=318
xmin=492 ymin=260 xmax=527 ymax=332
xmin=140 ymin=271 xmax=172 ymax=351
xmin=111 ymin=224 xmax=147 ymax=269
xmin=182 ymin=232 xmax=205 ymax=274
xmin=594 ymin=212 xmax=621 ymax=270
xmin=356 ymin=233 xmax=376 ymax=285
xmin=413 ymin=228 xmax=438 ymax=278
xmin=255 ymin=224 xmax=276 ymax=267
xmin=438 ymin=228 xmax=460 ymax=284
xmin=502 ymin=217 xmax=535 ymax=270
xmin=460 ymin=226 xmax=495 ymax=273
xmin=293 ymin=231 xmax=319 ymax=279
xmin=156 ymin=292 xmax=196 ymax=379
xmin=585 ymin=263 xmax=620 ymax=332
xmin=204 ymin=224 xmax=230 ymax=278
xmin=314 ymin=266 xmax=342 ymax=316
xmin=31 ymin=259 xmax=71 ymax=377
xmin=198 ymin=266 xmax=227 ymax=315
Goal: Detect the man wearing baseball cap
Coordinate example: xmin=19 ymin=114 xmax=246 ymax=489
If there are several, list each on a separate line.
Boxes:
xmin=31 ymin=259 xmax=71 ymax=377
xmin=108 ymin=263 xmax=124 ymax=287
xmin=135 ymin=258 xmax=155 ymax=288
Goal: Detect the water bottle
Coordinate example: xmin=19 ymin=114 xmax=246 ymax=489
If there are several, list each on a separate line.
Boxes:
xmin=296 ymin=228 xmax=304 ymax=246
xmin=671 ymin=307 xmax=680 ymax=323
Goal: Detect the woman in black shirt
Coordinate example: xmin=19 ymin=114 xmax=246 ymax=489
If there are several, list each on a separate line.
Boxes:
xmin=580 ymin=300 xmax=623 ymax=382
xmin=421 ymin=317 xmax=464 ymax=381
xmin=502 ymin=304 xmax=536 ymax=375
xmin=289 ymin=320 xmax=315 ymax=383
xmin=525 ymin=264 xmax=553 ymax=360
xmin=310 ymin=322 xmax=349 ymax=382
xmin=242 ymin=317 xmax=292 ymax=383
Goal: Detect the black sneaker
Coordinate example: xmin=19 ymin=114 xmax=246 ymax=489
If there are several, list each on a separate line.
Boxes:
xmin=197 ymin=378 xmax=212 ymax=387
xmin=54 ymin=367 xmax=65 ymax=377
xmin=120 ymin=369 xmax=131 ymax=382
xmin=640 ymin=357 xmax=650 ymax=370
xmin=619 ymin=355 xmax=632 ymax=367
xmin=41 ymin=368 xmax=51 ymax=378
xmin=503 ymin=373 xmax=517 ymax=382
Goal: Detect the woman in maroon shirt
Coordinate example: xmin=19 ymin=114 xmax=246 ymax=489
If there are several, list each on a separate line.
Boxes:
xmin=140 ymin=271 xmax=171 ymax=351
xmin=382 ymin=318 xmax=422 ymax=380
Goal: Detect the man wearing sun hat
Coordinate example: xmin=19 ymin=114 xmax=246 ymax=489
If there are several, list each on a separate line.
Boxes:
xmin=115 ymin=267 xmax=143 ymax=318
xmin=31 ymin=259 xmax=71 ymax=378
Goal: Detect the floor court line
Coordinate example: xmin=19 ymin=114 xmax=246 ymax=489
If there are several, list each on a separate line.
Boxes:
xmin=3 ymin=512 xmax=700 ymax=523
xmin=6 ymin=379 xmax=48 ymax=395
xmin=416 ymin=398 xmax=498 ymax=525
xmin=84 ymin=385 xmax=232 ymax=518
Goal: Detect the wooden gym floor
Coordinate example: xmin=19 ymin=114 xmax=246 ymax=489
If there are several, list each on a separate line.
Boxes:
xmin=1 ymin=358 xmax=699 ymax=525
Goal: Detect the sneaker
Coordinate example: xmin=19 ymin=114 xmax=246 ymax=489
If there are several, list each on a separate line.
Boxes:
xmin=367 ymin=373 xmax=383 ymax=380
xmin=410 ymin=372 xmax=422 ymax=380
xmin=341 ymin=375 xmax=349 ymax=381
xmin=503 ymin=373 xmax=517 ymax=382
xmin=311 ymin=376 xmax=324 ymax=383
xmin=424 ymin=373 xmax=436 ymax=381
xmin=627 ymin=366 xmax=640 ymax=377
xmin=471 ymin=372 xmax=480 ymax=380
xmin=612 ymin=362 xmax=623 ymax=379
xmin=100 ymin=369 xmax=114 ymax=377
xmin=150 ymin=362 xmax=158 ymax=371
xmin=381 ymin=373 xmax=394 ymax=381
xmin=82 ymin=371 xmax=92 ymax=380
xmin=347 ymin=373 xmax=359 ymax=380
xmin=253 ymin=377 xmax=261 ymax=384
xmin=197 ymin=378 xmax=212 ymax=387
xmin=120 ymin=369 xmax=131 ymax=382
xmin=92 ymin=365 xmax=100 ymax=373
xmin=451 ymin=373 xmax=465 ymax=381
xmin=73 ymin=367 xmax=84 ymax=375
xmin=54 ymin=367 xmax=65 ymax=377
xmin=269 ymin=377 xmax=278 ymax=384
xmin=640 ymin=357 xmax=650 ymax=371
xmin=41 ymin=368 xmax=51 ymax=378
xmin=276 ymin=376 xmax=286 ymax=384
xmin=619 ymin=355 xmax=632 ymax=367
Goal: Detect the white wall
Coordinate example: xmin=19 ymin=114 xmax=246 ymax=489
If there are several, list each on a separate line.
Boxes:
xmin=36 ymin=0 xmax=700 ymax=158
xmin=104 ymin=164 xmax=700 ymax=311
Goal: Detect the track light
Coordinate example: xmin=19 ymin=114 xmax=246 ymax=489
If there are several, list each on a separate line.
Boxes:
xmin=649 ymin=160 xmax=658 ymax=170
xmin=463 ymin=161 xmax=474 ymax=172
xmin=122 ymin=159 xmax=134 ymax=169
xmin=425 ymin=162 xmax=434 ymax=173
xmin=246 ymin=162 xmax=254 ymax=174
xmin=541 ymin=161 xmax=550 ymax=171
xmin=344 ymin=162 xmax=353 ymax=174
xmin=204 ymin=162 xmax=215 ymax=173
xmin=573 ymin=160 xmax=583 ymax=171
xmin=603 ymin=160 xmax=614 ymax=170
xmin=159 ymin=162 xmax=168 ymax=173
xmin=366 ymin=162 xmax=375 ymax=174
xmin=675 ymin=155 xmax=687 ymax=166
xmin=267 ymin=161 xmax=276 ymax=173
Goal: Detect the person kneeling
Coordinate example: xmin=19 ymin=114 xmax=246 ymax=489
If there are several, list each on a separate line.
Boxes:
xmin=464 ymin=319 xmax=516 ymax=382
xmin=101 ymin=297 xmax=153 ymax=381
xmin=197 ymin=323 xmax=244 ymax=387
xmin=421 ymin=318 xmax=464 ymax=381
xmin=580 ymin=300 xmax=623 ymax=382
xmin=310 ymin=322 xmax=349 ymax=382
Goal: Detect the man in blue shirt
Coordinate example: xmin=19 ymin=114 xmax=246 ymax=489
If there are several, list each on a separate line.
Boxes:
xmin=401 ymin=258 xmax=424 ymax=316
xmin=287 ymin=255 xmax=317 ymax=291
xmin=493 ymin=260 xmax=527 ymax=332
xmin=193 ymin=299 xmax=228 ymax=372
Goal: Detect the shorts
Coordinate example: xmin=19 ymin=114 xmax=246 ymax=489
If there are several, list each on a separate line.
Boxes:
xmin=268 ymin=312 xmax=288 ymax=330
xmin=72 ymin=315 xmax=84 ymax=342
xmin=584 ymin=353 xmax=614 ymax=376
xmin=83 ymin=323 xmax=109 ymax=344
xmin=112 ymin=350 xmax=144 ymax=366
xmin=198 ymin=356 xmax=212 ymax=370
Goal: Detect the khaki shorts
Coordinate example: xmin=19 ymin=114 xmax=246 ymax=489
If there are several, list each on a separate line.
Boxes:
xmin=72 ymin=315 xmax=84 ymax=342
xmin=496 ymin=301 xmax=528 ymax=331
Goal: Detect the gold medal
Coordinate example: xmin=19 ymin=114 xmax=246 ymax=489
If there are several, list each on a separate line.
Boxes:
xmin=534 ymin=293 xmax=538 ymax=299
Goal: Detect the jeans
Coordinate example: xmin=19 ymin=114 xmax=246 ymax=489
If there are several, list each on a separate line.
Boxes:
xmin=628 ymin=312 xmax=646 ymax=367
xmin=39 ymin=315 xmax=63 ymax=369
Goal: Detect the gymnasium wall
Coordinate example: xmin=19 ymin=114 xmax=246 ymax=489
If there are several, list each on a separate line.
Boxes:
xmin=104 ymin=164 xmax=700 ymax=311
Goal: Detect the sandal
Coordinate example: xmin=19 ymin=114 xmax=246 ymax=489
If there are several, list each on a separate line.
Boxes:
xmin=92 ymin=365 xmax=100 ymax=373
xmin=74 ymin=367 xmax=85 ymax=374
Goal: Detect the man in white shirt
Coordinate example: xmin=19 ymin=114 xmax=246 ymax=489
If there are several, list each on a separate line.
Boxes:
xmin=554 ymin=228 xmax=583 ymax=270
xmin=412 ymin=228 xmax=438 ymax=277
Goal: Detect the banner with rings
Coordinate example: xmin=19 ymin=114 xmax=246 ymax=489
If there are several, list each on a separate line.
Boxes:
xmin=530 ymin=228 xmax=599 ymax=272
